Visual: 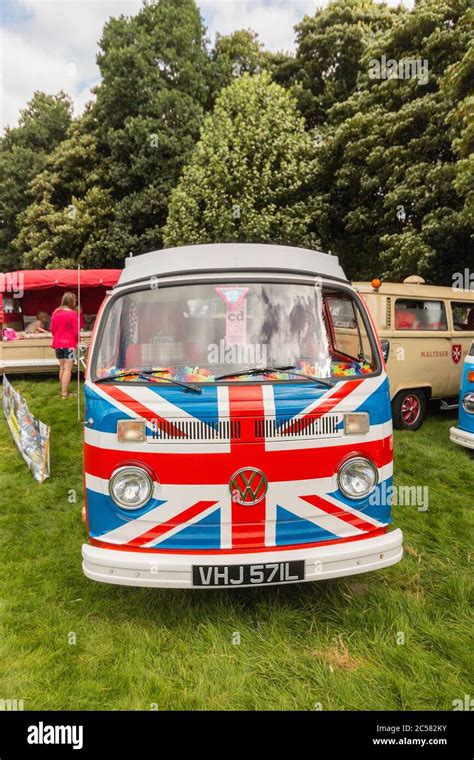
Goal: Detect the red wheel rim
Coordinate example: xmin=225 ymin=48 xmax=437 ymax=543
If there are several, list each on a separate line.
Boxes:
xmin=401 ymin=394 xmax=420 ymax=425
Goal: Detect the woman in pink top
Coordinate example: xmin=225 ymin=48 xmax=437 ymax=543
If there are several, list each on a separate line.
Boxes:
xmin=50 ymin=292 xmax=84 ymax=398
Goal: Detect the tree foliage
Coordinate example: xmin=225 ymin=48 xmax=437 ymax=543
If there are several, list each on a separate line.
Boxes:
xmin=14 ymin=111 xmax=114 ymax=269
xmin=0 ymin=92 xmax=72 ymax=270
xmin=12 ymin=0 xmax=210 ymax=269
xmin=308 ymin=0 xmax=473 ymax=281
xmin=91 ymin=0 xmax=210 ymax=261
xmin=163 ymin=73 xmax=318 ymax=248
xmin=283 ymin=0 xmax=403 ymax=127
xmin=208 ymin=30 xmax=266 ymax=103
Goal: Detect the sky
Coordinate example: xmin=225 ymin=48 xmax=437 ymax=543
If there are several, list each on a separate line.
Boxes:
xmin=0 ymin=0 xmax=413 ymax=133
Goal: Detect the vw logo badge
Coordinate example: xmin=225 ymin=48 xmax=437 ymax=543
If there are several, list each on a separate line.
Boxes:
xmin=229 ymin=467 xmax=268 ymax=506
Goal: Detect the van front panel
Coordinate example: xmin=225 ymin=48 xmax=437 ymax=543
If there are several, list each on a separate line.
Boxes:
xmin=84 ymin=375 xmax=393 ymax=553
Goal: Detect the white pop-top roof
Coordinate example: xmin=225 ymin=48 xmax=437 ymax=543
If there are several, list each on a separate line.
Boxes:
xmin=117 ymin=243 xmax=347 ymax=286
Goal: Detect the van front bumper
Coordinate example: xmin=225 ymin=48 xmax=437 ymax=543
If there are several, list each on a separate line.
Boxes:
xmin=450 ymin=426 xmax=474 ymax=450
xmin=82 ymin=529 xmax=403 ymax=589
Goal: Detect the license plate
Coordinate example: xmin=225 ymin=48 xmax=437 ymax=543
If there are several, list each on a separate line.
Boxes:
xmin=192 ymin=560 xmax=305 ymax=587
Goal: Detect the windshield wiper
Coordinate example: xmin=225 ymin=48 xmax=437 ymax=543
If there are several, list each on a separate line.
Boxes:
xmin=215 ymin=366 xmax=333 ymax=388
xmin=96 ymin=369 xmax=202 ymax=394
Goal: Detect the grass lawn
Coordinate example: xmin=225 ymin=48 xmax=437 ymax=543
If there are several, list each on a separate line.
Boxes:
xmin=0 ymin=377 xmax=472 ymax=711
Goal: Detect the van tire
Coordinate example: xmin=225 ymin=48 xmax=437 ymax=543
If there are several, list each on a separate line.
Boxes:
xmin=392 ymin=389 xmax=427 ymax=431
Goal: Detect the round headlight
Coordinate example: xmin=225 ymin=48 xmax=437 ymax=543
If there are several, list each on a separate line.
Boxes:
xmin=109 ymin=466 xmax=153 ymax=509
xmin=338 ymin=457 xmax=378 ymax=499
xmin=462 ymin=393 xmax=474 ymax=414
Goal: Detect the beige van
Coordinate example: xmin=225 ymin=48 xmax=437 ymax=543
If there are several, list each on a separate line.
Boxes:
xmin=353 ymin=276 xmax=474 ymax=430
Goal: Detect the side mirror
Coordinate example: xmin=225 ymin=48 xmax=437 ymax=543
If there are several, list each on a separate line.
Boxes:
xmin=380 ymin=339 xmax=390 ymax=363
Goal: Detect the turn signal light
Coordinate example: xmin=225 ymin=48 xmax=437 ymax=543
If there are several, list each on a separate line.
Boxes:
xmin=117 ymin=419 xmax=146 ymax=442
xmin=344 ymin=413 xmax=370 ymax=435
xmin=468 ymin=371 xmax=474 ymax=383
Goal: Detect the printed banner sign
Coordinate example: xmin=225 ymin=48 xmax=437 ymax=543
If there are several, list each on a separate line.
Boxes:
xmin=2 ymin=375 xmax=50 ymax=482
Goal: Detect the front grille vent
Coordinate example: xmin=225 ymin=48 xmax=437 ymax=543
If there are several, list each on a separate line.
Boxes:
xmin=150 ymin=418 xmax=240 ymax=441
xmin=148 ymin=414 xmax=341 ymax=442
xmin=254 ymin=414 xmax=340 ymax=440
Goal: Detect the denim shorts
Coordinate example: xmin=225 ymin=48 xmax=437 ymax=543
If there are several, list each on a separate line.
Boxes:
xmin=55 ymin=348 xmax=76 ymax=361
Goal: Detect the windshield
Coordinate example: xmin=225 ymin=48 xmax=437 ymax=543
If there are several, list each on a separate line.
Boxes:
xmin=93 ymin=282 xmax=379 ymax=383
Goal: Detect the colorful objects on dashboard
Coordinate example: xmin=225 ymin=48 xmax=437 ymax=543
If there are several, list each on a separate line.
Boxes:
xmin=98 ymin=359 xmax=373 ymax=382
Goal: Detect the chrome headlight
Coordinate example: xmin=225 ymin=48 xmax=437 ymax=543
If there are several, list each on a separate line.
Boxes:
xmin=109 ymin=466 xmax=153 ymax=509
xmin=462 ymin=393 xmax=474 ymax=414
xmin=338 ymin=457 xmax=378 ymax=499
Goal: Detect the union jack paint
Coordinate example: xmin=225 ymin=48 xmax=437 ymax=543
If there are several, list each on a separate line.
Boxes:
xmin=82 ymin=244 xmax=403 ymax=588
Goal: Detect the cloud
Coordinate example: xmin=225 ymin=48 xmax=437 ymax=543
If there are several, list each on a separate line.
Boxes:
xmin=1 ymin=0 xmax=142 ymax=130
xmin=201 ymin=0 xmax=316 ymax=54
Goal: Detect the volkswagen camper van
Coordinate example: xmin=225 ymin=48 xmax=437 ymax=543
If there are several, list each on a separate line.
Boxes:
xmin=82 ymin=244 xmax=403 ymax=588
xmin=450 ymin=341 xmax=474 ymax=450
xmin=354 ymin=277 xmax=474 ymax=430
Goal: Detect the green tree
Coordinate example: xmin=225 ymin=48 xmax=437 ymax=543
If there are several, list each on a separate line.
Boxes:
xmin=0 ymin=92 xmax=72 ymax=270
xmin=310 ymin=0 xmax=473 ymax=282
xmin=441 ymin=36 xmax=474 ymax=238
xmin=92 ymin=0 xmax=210 ymax=260
xmin=14 ymin=111 xmax=114 ymax=269
xmin=15 ymin=0 xmax=211 ymax=269
xmin=163 ymin=72 xmax=318 ymax=248
xmin=208 ymin=30 xmax=265 ymax=102
xmin=289 ymin=0 xmax=403 ymax=128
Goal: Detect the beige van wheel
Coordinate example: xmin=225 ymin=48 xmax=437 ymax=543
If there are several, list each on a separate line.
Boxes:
xmin=392 ymin=389 xmax=427 ymax=431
